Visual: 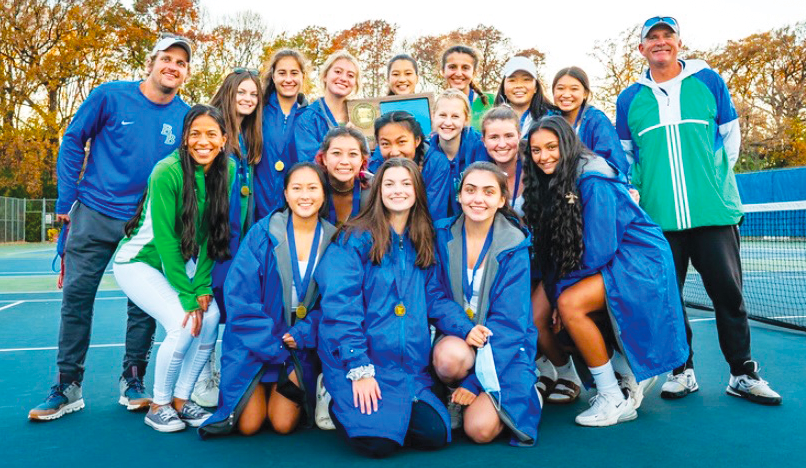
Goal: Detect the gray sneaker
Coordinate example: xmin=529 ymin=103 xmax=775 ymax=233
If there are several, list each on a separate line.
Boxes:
xmin=177 ymin=401 xmax=212 ymax=427
xmin=144 ymin=405 xmax=186 ymax=432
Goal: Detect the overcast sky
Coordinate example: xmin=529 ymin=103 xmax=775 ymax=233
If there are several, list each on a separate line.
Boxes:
xmin=200 ymin=0 xmax=805 ymax=86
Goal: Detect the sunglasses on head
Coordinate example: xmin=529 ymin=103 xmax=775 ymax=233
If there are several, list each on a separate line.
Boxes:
xmin=234 ymin=67 xmax=259 ymax=76
xmin=643 ymin=16 xmax=678 ymax=29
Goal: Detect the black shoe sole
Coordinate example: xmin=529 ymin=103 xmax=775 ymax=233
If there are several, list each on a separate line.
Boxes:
xmin=660 ymin=385 xmax=698 ymax=400
xmin=726 ymin=386 xmax=782 ymax=406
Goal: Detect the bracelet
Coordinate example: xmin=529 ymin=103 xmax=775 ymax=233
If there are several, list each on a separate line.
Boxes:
xmin=346 ymin=364 xmax=375 ymax=381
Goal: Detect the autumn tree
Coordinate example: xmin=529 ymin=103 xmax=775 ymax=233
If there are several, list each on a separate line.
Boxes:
xmin=589 ymin=24 xmax=644 ymax=116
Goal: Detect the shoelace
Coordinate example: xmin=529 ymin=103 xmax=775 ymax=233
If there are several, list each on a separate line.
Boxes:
xmin=129 ymin=378 xmax=146 ymax=393
xmin=47 ymin=384 xmax=68 ymax=401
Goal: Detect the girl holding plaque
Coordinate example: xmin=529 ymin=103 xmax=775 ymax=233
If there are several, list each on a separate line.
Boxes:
xmin=254 ymin=49 xmax=310 ymax=220
xmin=315 ymin=158 xmax=490 ymax=458
xmin=315 ymin=127 xmax=372 ymax=226
xmin=523 ymin=116 xmax=687 ymax=427
xmin=199 ymin=162 xmax=336 ymax=437
xmin=294 ymin=51 xmax=361 ymax=162
xmin=431 ymin=162 xmax=540 ymax=446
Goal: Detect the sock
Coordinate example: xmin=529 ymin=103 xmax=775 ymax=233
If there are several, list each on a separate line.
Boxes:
xmin=589 ymin=360 xmax=624 ymax=401
xmin=556 ymin=358 xmax=582 ymax=385
xmin=536 ymin=355 xmax=558 ymax=381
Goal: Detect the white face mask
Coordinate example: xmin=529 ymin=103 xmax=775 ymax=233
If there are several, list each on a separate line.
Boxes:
xmin=475 ymin=341 xmax=501 ymax=408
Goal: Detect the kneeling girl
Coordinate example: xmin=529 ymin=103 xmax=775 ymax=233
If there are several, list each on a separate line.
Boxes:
xmin=199 ymin=162 xmax=336 ymax=437
xmin=315 ymin=158 xmax=489 ymax=458
xmin=431 ymin=162 xmax=541 ymax=446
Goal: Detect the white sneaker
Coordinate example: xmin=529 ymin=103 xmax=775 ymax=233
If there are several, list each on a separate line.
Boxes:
xmin=726 ymin=361 xmax=782 ymax=405
xmin=618 ymin=373 xmax=658 ymax=410
xmin=660 ymin=369 xmax=698 ymax=399
xmin=191 ymin=350 xmax=220 ymax=408
xmin=575 ymin=392 xmax=637 ymax=427
xmin=315 ymin=374 xmax=335 ymax=430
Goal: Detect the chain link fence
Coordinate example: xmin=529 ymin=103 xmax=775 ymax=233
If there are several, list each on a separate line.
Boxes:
xmin=0 ymin=197 xmax=61 ymax=243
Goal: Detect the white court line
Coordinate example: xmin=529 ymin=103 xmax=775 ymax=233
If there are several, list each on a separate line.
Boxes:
xmin=0 ymin=289 xmax=121 ymax=295
xmin=0 ymin=296 xmax=126 ymax=304
xmin=0 ymin=300 xmax=24 ymax=311
xmin=2 ymin=248 xmax=53 ymax=256
xmin=690 ymin=318 xmax=716 ymax=322
xmin=0 ymin=339 xmax=222 ymax=353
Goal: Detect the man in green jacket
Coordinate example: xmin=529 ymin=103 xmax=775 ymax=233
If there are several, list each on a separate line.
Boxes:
xmin=616 ymin=16 xmax=780 ymax=405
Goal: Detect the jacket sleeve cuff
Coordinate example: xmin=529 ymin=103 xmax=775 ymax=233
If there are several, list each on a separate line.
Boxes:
xmin=460 ymin=373 xmax=482 ymax=395
xmin=287 ymin=327 xmax=305 ymax=350
xmin=179 ymin=293 xmax=198 ymax=312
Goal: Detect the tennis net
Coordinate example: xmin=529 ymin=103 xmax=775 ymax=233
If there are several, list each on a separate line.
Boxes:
xmin=683 ymin=200 xmax=806 ymax=331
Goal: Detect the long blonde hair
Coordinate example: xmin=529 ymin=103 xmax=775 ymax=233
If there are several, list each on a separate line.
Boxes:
xmin=320 ymin=50 xmax=361 ymax=96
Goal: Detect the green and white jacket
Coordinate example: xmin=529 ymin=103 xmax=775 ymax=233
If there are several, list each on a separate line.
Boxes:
xmin=115 ymin=151 xmax=235 ymax=312
xmin=616 ymin=59 xmax=743 ymax=232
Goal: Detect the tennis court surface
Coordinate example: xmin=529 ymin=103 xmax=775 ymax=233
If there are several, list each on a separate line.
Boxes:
xmin=2 ymin=244 xmax=804 ymax=468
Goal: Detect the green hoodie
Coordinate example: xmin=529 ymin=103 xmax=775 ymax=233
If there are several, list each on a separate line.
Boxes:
xmin=115 ymin=151 xmax=235 ymax=312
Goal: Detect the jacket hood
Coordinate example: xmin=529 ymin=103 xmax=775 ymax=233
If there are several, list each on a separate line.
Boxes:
xmin=637 ymin=59 xmax=710 ymax=90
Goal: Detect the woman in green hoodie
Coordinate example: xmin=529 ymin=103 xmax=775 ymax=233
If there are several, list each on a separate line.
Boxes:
xmin=113 ymin=104 xmax=235 ymax=433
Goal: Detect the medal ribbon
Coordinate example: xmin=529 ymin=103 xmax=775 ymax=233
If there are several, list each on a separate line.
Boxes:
xmin=462 ymin=222 xmax=494 ymax=304
xmin=328 ymin=181 xmax=361 ymax=225
xmin=287 ymin=215 xmax=322 ymax=304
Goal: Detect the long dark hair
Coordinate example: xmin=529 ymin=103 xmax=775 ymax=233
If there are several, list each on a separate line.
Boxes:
xmin=261 ymin=48 xmax=308 ymax=105
xmin=460 ymin=161 xmax=521 ymax=221
xmin=522 ymin=116 xmax=585 ymax=278
xmin=209 ymin=71 xmax=264 ymax=165
xmin=283 ymin=161 xmax=330 ymax=219
xmin=494 ymin=66 xmax=556 ymax=121
xmin=373 ymin=111 xmax=426 ymax=169
xmin=386 ymin=54 xmax=418 ymax=96
xmin=337 ymin=158 xmax=435 ymax=268
xmin=441 ymin=45 xmax=489 ymax=106
xmin=314 ymin=126 xmax=372 ymax=190
xmin=125 ymin=104 xmax=231 ymax=262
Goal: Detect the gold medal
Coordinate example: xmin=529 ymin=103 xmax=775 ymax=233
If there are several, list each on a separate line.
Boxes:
xmin=240 ymin=185 xmax=250 ymax=196
xmin=296 ymin=304 xmax=307 ymax=319
xmin=394 ymin=303 xmax=406 ymax=316
xmin=466 ymin=308 xmax=475 ymax=320
xmin=274 ymin=160 xmax=285 ymax=171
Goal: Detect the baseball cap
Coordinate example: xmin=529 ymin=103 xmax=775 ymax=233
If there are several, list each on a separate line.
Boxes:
xmin=502 ymin=56 xmax=538 ymax=80
xmin=150 ymin=35 xmax=193 ymax=63
xmin=641 ymin=16 xmax=680 ymax=39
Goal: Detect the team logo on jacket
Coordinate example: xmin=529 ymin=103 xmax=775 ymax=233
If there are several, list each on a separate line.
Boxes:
xmin=161 ymin=124 xmax=176 ymax=145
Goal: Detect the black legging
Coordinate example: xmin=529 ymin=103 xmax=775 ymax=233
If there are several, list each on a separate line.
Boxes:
xmin=330 ymin=400 xmax=448 ymax=458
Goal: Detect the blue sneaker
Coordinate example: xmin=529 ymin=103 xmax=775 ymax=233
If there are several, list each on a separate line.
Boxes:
xmin=119 ymin=375 xmax=151 ymax=411
xmin=29 ymin=382 xmax=84 ymax=421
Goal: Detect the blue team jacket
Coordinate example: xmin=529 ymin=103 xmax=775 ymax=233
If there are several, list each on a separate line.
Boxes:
xmin=550 ymin=105 xmax=629 ymax=177
xmin=549 ymin=155 xmax=688 ymax=381
xmin=367 ymin=143 xmax=450 ymax=221
xmin=434 ymin=213 xmax=541 ymax=447
xmin=426 ymin=127 xmax=490 ymax=217
xmin=315 ymin=228 xmax=475 ymax=444
xmin=254 ymin=92 xmax=307 ymax=220
xmin=292 ymin=98 xmax=338 ymax=163
xmin=199 ymin=209 xmax=336 ymax=438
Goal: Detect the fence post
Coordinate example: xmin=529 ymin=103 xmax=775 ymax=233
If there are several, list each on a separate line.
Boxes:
xmin=41 ymin=198 xmax=46 ymax=242
xmin=22 ymin=198 xmax=26 ymax=243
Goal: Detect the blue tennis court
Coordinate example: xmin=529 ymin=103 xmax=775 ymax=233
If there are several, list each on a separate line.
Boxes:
xmin=1 ymin=244 xmax=805 ymax=467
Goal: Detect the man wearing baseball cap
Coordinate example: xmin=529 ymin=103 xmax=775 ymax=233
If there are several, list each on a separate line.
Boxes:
xmin=615 ymin=17 xmax=781 ymax=405
xmin=29 ymin=34 xmax=193 ymax=421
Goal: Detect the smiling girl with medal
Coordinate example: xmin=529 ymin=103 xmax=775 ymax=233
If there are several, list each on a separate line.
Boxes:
xmin=294 ymin=51 xmax=361 ymax=162
xmin=480 ymin=107 xmax=526 ymax=216
xmin=315 ymin=158 xmax=489 ymax=458
xmin=431 ymin=161 xmax=540 ymax=446
xmin=200 ymin=162 xmax=336 ymax=438
xmin=315 ymin=127 xmax=372 ymax=226
xmin=254 ymin=49 xmax=310 ymax=220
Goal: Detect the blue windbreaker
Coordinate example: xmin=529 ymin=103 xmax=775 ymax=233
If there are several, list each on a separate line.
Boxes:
xmin=550 ymin=105 xmax=629 ymax=177
xmin=315 ymin=228 xmax=475 ymax=444
xmin=434 ymin=213 xmax=541 ymax=447
xmin=254 ymin=93 xmax=307 ymax=220
xmin=548 ymin=155 xmax=688 ymax=381
xmin=199 ymin=209 xmax=336 ymax=438
xmin=426 ymin=127 xmax=490 ymax=217
xmin=292 ymin=98 xmax=338 ymax=163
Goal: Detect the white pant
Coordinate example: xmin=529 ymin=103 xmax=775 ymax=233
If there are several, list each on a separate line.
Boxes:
xmin=113 ymin=261 xmax=220 ymax=405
